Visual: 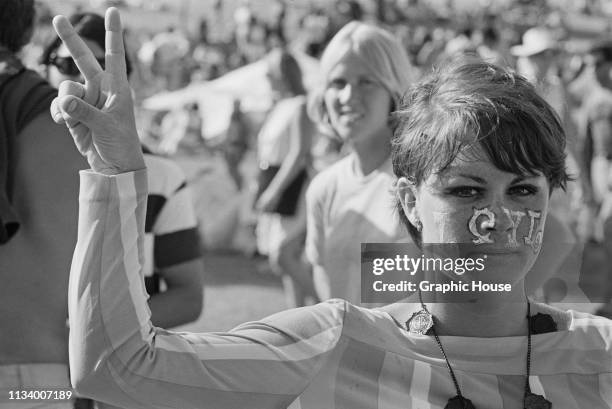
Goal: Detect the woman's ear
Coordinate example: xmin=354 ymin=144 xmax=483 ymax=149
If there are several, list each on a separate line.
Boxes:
xmin=396 ymin=177 xmax=419 ymax=228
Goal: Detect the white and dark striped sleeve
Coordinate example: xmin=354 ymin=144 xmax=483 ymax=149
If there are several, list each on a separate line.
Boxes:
xmin=68 ymin=169 xmax=345 ymax=409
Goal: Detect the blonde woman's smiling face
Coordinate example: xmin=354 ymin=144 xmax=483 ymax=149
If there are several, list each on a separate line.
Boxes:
xmin=323 ymin=52 xmax=392 ymax=145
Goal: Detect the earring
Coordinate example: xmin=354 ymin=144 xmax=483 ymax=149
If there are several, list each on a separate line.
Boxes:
xmin=416 ymin=220 xmax=423 ymax=232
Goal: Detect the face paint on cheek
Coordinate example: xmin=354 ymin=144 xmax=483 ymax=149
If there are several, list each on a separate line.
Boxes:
xmin=502 ymin=207 xmax=526 ymax=246
xmin=468 ymin=207 xmax=496 ymax=244
xmin=432 ymin=212 xmax=459 ymax=243
xmin=523 ymin=210 xmax=543 ymax=253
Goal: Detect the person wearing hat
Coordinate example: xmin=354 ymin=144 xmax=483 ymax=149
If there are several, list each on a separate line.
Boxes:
xmin=512 ymin=27 xmax=565 ymax=118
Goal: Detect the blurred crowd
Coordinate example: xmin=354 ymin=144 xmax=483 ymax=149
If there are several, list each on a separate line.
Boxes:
xmin=16 ymin=0 xmax=612 ymax=318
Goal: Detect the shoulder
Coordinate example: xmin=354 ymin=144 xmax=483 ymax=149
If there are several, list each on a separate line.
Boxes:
xmin=4 ymin=68 xmax=55 ymax=103
xmin=586 ymin=88 xmax=612 ymax=119
xmin=144 ymin=154 xmax=187 ymax=194
xmin=530 ymin=302 xmax=573 ymax=331
xmin=308 ymin=155 xmax=352 ymax=197
xmin=567 ymin=309 xmax=612 ymax=341
xmin=535 ymin=303 xmax=612 ymax=358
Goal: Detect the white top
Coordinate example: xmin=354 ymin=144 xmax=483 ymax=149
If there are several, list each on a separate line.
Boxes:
xmin=305 ymin=154 xmax=415 ymax=304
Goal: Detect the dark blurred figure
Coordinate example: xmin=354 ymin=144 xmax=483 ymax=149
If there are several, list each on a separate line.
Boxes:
xmin=0 ymin=0 xmax=88 ymax=407
xmin=224 ymin=99 xmax=249 ymax=191
xmin=474 ymin=26 xmax=506 ymax=66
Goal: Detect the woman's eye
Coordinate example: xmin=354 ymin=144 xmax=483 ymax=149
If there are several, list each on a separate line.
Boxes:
xmin=508 ymin=185 xmax=538 ymax=196
xmin=448 ymin=187 xmax=482 ymax=198
xmin=359 ymin=77 xmax=376 ymax=87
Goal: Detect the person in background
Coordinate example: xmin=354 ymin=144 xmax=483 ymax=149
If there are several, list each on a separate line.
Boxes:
xmin=0 ymin=0 xmax=87 ymax=407
xmin=41 ymin=12 xmax=204 ymax=330
xmin=579 ymin=41 xmax=612 ymax=318
xmin=254 ymin=48 xmax=318 ymax=307
xmin=474 ymin=26 xmax=506 ymax=66
xmin=305 ymin=22 xmax=418 ymax=305
xmin=511 ymin=27 xmax=567 ymax=127
xmin=157 ymin=102 xmax=203 ymax=155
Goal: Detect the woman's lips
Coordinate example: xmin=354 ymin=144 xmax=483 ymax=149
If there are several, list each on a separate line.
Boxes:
xmin=339 ymin=112 xmax=363 ymax=121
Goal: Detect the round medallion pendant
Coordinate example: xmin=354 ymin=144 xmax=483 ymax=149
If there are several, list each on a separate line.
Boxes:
xmin=407 ymin=310 xmax=434 ymax=335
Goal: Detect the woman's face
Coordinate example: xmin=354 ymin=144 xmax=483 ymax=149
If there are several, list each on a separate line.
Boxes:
xmin=323 ymin=52 xmax=392 ymax=145
xmin=400 ymin=146 xmax=550 ymax=284
xmin=47 ymin=38 xmax=104 ymax=88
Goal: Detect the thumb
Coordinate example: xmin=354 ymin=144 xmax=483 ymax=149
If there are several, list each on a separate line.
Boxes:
xmin=59 ymin=95 xmax=104 ymax=129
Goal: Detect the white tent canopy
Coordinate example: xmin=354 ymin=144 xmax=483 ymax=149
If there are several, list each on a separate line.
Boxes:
xmin=142 ymin=50 xmax=320 ymax=140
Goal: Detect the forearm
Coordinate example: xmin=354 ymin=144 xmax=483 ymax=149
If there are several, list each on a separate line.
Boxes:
xmin=68 ymin=169 xmax=154 ymax=406
xmin=312 ymin=264 xmax=331 ymax=301
xmin=591 ymin=157 xmax=610 ymax=204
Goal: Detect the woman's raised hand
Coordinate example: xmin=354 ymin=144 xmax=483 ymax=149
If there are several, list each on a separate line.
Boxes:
xmin=50 ymin=8 xmax=145 ymax=175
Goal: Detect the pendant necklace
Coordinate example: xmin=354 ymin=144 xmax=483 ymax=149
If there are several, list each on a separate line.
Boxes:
xmin=407 ymin=293 xmax=553 ymax=409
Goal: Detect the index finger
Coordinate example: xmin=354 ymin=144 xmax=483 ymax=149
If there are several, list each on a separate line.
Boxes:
xmin=52 ymin=15 xmax=103 ymax=81
xmin=105 ymin=8 xmax=127 ymax=80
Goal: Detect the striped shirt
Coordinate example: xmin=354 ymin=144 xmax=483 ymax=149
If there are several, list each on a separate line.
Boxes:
xmin=141 ymin=154 xmax=201 ymax=294
xmin=69 ymin=170 xmax=612 ymax=409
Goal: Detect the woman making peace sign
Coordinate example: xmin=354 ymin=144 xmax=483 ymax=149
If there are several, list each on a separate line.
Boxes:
xmin=53 ymin=8 xmax=611 ymax=409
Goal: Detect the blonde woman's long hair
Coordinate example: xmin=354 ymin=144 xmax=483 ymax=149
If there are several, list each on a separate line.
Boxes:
xmin=307 ymin=22 xmax=415 ymax=137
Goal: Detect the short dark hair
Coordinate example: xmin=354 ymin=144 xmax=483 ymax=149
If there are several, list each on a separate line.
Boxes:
xmin=0 ymin=0 xmax=35 ymax=53
xmin=391 ymin=57 xmax=569 ymax=245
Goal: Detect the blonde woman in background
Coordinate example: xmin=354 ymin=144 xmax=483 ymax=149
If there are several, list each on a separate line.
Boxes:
xmin=305 ymin=22 xmax=419 ymax=304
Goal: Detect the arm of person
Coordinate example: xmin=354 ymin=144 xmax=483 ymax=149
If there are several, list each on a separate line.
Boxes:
xmin=53 ymin=10 xmax=344 ymax=407
xmin=71 ymin=170 xmax=343 ymax=408
xmin=305 ymin=174 xmax=331 ymax=300
xmin=146 ymin=159 xmax=204 ymax=328
xmin=256 ymin=100 xmax=312 ymax=211
xmin=589 ymin=114 xmax=612 ymax=203
xmin=148 ymin=258 xmax=204 ymax=328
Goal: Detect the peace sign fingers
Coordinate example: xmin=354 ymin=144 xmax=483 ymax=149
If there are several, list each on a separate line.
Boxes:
xmin=51 ymin=7 xmax=145 ymax=175
xmin=52 ymin=15 xmax=104 ymax=83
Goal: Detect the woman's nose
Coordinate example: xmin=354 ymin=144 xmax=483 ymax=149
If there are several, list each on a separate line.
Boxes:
xmin=338 ymin=83 xmax=355 ymax=103
xmin=486 ymin=201 xmax=512 ymax=232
